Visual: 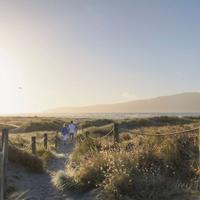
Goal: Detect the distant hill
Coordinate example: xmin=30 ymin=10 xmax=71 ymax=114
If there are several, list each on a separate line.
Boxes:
xmin=46 ymin=92 xmax=200 ymax=113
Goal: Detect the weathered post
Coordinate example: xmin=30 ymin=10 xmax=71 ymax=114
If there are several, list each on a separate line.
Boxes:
xmin=1 ymin=132 xmax=5 ymax=152
xmin=114 ymin=123 xmax=119 ymax=143
xmin=81 ymin=125 xmax=83 ymax=134
xmin=85 ymin=131 xmax=89 ymax=138
xmin=3 ymin=129 xmax=8 ymax=199
xmin=32 ymin=136 xmax=36 ymax=154
xmin=0 ymin=129 xmax=9 ymax=200
xmin=54 ymin=132 xmax=58 ymax=152
xmin=199 ymin=128 xmax=200 ymax=165
xmin=0 ymin=151 xmax=3 ymax=200
xmin=44 ymin=133 xmax=48 ymax=149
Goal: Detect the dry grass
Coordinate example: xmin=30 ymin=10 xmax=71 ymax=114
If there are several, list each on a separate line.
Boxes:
xmin=8 ymin=145 xmax=44 ymax=173
xmin=52 ymin=171 xmax=79 ymax=192
xmin=8 ymin=131 xmax=58 ymax=172
xmin=83 ymin=124 xmax=114 ymax=137
xmin=1 ymin=116 xmax=200 ymax=199
xmin=118 ymin=116 xmax=195 ymax=129
xmin=80 ymin=119 xmax=113 ymax=129
xmin=37 ymin=146 xmax=54 ymax=168
xmin=54 ymin=122 xmax=200 ymax=200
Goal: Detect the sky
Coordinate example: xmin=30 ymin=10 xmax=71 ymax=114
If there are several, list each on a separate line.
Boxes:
xmin=0 ymin=0 xmax=200 ymax=114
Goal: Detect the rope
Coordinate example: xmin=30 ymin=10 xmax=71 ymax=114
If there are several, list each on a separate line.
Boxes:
xmin=37 ymin=138 xmax=44 ymax=144
xmin=120 ymin=127 xmax=199 ymax=136
xmin=88 ymin=128 xmax=114 ymax=140
xmin=8 ymin=139 xmax=32 ymax=152
xmin=79 ymin=127 xmax=114 ymax=142
xmin=100 ymin=128 xmax=114 ymax=138
xmin=0 ymin=123 xmax=20 ymax=128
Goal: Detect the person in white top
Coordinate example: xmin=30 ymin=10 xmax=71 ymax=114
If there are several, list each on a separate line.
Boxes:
xmin=68 ymin=121 xmax=76 ymax=143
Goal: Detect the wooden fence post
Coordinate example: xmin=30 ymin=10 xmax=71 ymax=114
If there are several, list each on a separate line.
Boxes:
xmin=199 ymin=128 xmax=200 ymax=166
xmin=85 ymin=131 xmax=89 ymax=138
xmin=32 ymin=137 xmax=36 ymax=154
xmin=1 ymin=132 xmax=5 ymax=152
xmin=54 ymin=132 xmax=58 ymax=152
xmin=0 ymin=129 xmax=9 ymax=200
xmin=81 ymin=125 xmax=83 ymax=133
xmin=0 ymin=151 xmax=3 ymax=200
xmin=44 ymin=134 xmax=48 ymax=149
xmin=114 ymin=123 xmax=119 ymax=143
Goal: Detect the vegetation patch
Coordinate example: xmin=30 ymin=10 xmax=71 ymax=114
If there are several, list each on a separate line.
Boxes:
xmin=8 ymin=145 xmax=44 ymax=173
xmin=58 ymin=123 xmax=200 ymax=199
xmin=23 ymin=120 xmax=64 ymax=132
xmin=37 ymin=147 xmax=54 ymax=168
xmin=118 ymin=116 xmax=194 ymax=129
xmin=80 ymin=119 xmax=113 ymax=129
xmin=52 ymin=170 xmax=79 ymax=192
xmin=84 ymin=124 xmax=114 ymax=137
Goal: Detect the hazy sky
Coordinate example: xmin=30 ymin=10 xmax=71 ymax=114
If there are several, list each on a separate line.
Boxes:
xmin=1 ymin=0 xmax=200 ymax=114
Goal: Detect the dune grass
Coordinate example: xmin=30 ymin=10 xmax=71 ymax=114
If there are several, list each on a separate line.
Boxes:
xmin=8 ymin=145 xmax=44 ymax=173
xmin=118 ymin=116 xmax=195 ymax=129
xmin=80 ymin=119 xmax=113 ymax=129
xmin=54 ymin=123 xmax=200 ymax=200
xmin=8 ymin=132 xmax=58 ymax=172
xmin=83 ymin=124 xmax=114 ymax=137
xmin=2 ymin=116 xmax=200 ymax=199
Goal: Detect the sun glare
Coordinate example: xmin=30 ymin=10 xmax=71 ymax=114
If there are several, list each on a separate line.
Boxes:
xmin=0 ymin=50 xmax=27 ymax=114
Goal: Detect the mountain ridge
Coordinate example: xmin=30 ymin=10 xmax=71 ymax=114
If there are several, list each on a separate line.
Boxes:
xmin=46 ymin=92 xmax=200 ymax=113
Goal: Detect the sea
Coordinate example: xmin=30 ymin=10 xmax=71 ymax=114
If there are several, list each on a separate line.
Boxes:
xmin=44 ymin=112 xmax=200 ymax=120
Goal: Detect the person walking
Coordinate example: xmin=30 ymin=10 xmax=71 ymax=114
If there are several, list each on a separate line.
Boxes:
xmin=61 ymin=123 xmax=68 ymax=145
xmin=68 ymin=121 xmax=76 ymax=143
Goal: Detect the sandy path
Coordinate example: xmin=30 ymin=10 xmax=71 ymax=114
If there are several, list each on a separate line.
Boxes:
xmin=8 ymin=143 xmax=78 ymax=200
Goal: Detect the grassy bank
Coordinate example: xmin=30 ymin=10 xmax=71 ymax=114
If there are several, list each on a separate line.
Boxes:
xmin=1 ymin=116 xmax=200 ymax=199
xmin=8 ymin=132 xmax=57 ymax=172
xmin=54 ymin=122 xmax=200 ymax=199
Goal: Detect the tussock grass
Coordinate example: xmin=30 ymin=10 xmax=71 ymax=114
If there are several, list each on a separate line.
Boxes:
xmin=2 ymin=116 xmax=200 ymax=199
xmin=56 ymin=123 xmax=200 ymax=199
xmin=8 ymin=132 xmax=57 ymax=172
xmin=0 ymin=124 xmax=15 ymax=131
xmin=80 ymin=119 xmax=113 ymax=129
xmin=84 ymin=124 xmax=114 ymax=137
xmin=118 ymin=116 xmax=194 ymax=129
xmin=23 ymin=120 xmax=64 ymax=132
xmin=8 ymin=145 xmax=44 ymax=173
xmin=120 ymin=132 xmax=132 ymax=141
xmin=37 ymin=146 xmax=54 ymax=168
xmin=52 ymin=171 xmax=79 ymax=192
